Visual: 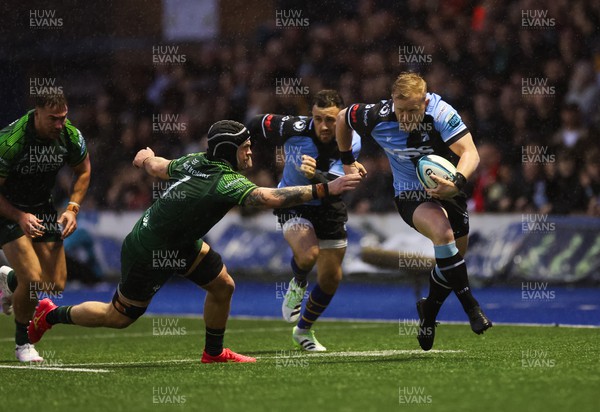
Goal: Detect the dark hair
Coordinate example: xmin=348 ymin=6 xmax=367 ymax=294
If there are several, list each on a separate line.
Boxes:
xmin=312 ymin=90 xmax=344 ymax=109
xmin=34 ymin=93 xmax=68 ymax=109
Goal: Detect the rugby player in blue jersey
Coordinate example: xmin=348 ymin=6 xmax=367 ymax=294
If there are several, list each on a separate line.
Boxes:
xmin=248 ymin=90 xmax=361 ymax=351
xmin=336 ymin=72 xmax=492 ymax=351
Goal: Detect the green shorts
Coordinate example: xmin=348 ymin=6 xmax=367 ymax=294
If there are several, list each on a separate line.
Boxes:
xmin=0 ymin=201 xmax=62 ymax=246
xmin=118 ymin=234 xmax=223 ymax=302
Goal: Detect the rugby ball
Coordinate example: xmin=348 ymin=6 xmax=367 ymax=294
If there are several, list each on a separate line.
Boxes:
xmin=416 ymin=155 xmax=457 ymax=189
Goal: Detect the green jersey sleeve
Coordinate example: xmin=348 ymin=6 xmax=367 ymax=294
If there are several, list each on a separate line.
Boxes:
xmin=65 ymin=120 xmax=88 ymax=166
xmin=216 ymin=171 xmax=258 ymax=205
xmin=0 ymin=114 xmax=29 ymax=178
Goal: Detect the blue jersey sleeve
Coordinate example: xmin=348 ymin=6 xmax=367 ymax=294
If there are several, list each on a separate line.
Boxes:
xmin=428 ymin=94 xmax=469 ymax=146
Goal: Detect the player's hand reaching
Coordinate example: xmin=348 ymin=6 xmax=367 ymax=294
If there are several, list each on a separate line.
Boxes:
xmin=18 ymin=212 xmax=45 ymax=238
xmin=58 ymin=210 xmax=77 ymax=239
xmin=299 ymin=155 xmax=317 ymax=179
xmin=327 ymin=173 xmax=362 ymax=196
xmin=343 ymin=161 xmax=367 ymax=178
xmin=133 ymin=147 xmax=155 ymax=168
xmin=427 ymin=174 xmax=459 ymax=199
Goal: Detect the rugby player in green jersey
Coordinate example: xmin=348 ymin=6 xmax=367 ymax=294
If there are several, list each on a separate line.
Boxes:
xmin=0 ymin=93 xmax=91 ymax=362
xmin=27 ymin=120 xmax=361 ymax=363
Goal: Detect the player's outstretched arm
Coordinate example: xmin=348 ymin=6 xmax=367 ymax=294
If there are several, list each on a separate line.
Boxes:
xmin=243 ymin=174 xmax=362 ymax=209
xmin=133 ymin=147 xmax=170 ymax=180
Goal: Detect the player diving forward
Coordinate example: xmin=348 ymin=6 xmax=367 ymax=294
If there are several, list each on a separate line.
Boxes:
xmin=27 ymin=120 xmax=361 ymax=362
xmin=248 ymin=90 xmax=361 ymax=351
xmin=336 ymin=72 xmax=492 ymax=351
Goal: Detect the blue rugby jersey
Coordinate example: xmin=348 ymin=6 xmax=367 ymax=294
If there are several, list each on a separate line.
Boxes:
xmin=249 ymin=114 xmax=361 ymax=206
xmin=345 ymin=93 xmax=468 ymax=196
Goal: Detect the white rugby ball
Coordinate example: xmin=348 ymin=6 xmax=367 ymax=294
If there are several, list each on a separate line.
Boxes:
xmin=416 ymin=155 xmax=457 ymax=189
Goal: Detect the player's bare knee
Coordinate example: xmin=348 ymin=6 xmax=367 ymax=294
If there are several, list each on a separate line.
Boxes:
xmin=208 ymin=270 xmax=235 ymax=301
xmin=109 ymin=311 xmax=136 ymax=329
xmin=218 ymin=272 xmax=236 ymax=299
xmin=431 ymin=228 xmax=455 ymax=246
xmin=296 ymin=246 xmax=319 ymax=268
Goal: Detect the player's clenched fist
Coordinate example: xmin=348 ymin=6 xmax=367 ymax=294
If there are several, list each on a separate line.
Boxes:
xmin=133 ymin=147 xmax=155 ymax=168
xmin=299 ymin=155 xmax=317 ymax=179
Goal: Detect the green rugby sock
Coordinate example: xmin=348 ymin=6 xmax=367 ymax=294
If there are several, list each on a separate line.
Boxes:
xmin=46 ymin=306 xmax=74 ymax=325
xmin=7 ymin=270 xmax=17 ymax=293
xmin=15 ymin=321 xmax=29 ymax=345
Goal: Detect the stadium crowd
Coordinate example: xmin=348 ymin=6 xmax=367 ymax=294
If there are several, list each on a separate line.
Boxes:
xmin=60 ymin=0 xmax=600 ymax=216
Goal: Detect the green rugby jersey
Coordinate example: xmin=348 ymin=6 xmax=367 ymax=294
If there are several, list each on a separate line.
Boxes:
xmin=0 ymin=110 xmax=87 ymax=207
xmin=129 ymin=153 xmax=257 ymax=252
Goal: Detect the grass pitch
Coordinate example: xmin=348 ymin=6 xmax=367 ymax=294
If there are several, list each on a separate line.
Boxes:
xmin=0 ymin=315 xmax=598 ymax=412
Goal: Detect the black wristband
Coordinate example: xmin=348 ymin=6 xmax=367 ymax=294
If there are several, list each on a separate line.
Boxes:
xmin=340 ymin=150 xmax=356 ymax=165
xmin=311 ymin=183 xmax=329 ymax=199
xmin=453 ymin=172 xmax=467 ymax=191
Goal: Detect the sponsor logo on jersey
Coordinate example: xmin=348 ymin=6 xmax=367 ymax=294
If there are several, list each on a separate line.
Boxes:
xmin=384 ymin=146 xmax=434 ymax=160
xmin=364 ymin=104 xmax=375 ymax=126
xmin=264 ymin=114 xmax=274 ymax=133
xmin=293 ymin=120 xmax=306 ymax=132
xmin=421 ymin=133 xmax=430 ymax=142
xmin=378 ymin=104 xmax=391 ymax=118
xmin=223 ymin=177 xmax=246 ymax=190
xmin=446 ymin=113 xmax=460 ymax=128
xmin=350 ymin=105 xmax=359 ymax=125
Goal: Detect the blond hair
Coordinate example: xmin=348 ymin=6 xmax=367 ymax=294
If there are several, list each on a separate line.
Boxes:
xmin=392 ymin=72 xmax=427 ymax=100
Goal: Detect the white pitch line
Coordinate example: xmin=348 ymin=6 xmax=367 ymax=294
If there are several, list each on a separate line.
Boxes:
xmin=0 ymin=323 xmax=382 ymax=343
xmin=256 ymin=349 xmax=464 ymax=359
xmin=62 ymin=349 xmax=464 ymax=367
xmin=0 ymin=364 xmax=111 ymax=373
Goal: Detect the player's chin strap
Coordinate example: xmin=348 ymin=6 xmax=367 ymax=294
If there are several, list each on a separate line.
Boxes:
xmin=111 ymin=290 xmax=148 ymax=320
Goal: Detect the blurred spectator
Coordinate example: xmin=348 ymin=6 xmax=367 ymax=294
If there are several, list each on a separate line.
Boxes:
xmin=580 ymin=149 xmax=600 ymax=216
xmin=565 ymin=60 xmax=600 ymax=126
xmin=552 ymin=103 xmax=590 ymax=158
xmin=545 ymin=151 xmax=588 ymax=215
xmin=25 ymin=0 xmax=598 ymax=216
